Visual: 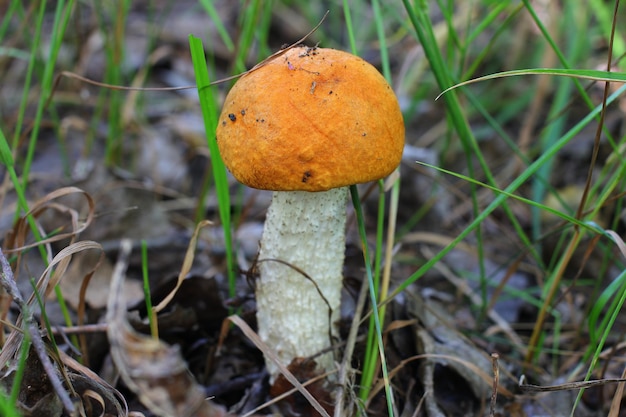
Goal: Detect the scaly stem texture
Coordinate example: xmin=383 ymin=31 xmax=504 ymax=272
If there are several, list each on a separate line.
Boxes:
xmin=257 ymin=188 xmax=347 ymax=380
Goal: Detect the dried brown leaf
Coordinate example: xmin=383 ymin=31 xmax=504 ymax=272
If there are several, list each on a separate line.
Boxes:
xmin=107 ymin=239 xmax=227 ymax=417
xmin=222 ymin=315 xmax=332 ymax=417
xmin=61 ymin=350 xmax=128 ymax=417
xmin=153 ymin=220 xmax=212 ymax=314
xmin=5 ymin=186 xmax=95 ymax=254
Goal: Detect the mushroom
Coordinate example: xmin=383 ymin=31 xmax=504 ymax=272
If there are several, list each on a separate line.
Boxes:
xmin=216 ymin=45 xmax=405 ymax=381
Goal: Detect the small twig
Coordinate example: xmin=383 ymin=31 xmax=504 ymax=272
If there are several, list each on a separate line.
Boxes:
xmin=49 ymin=323 xmax=109 ymax=334
xmin=48 ymin=10 xmax=330 ymax=97
xmin=31 ymin=11 xmax=332 ymax=150
xmin=226 ymin=315 xmax=332 ymax=417
xmin=54 ymin=325 xmax=82 ymax=356
xmin=518 ymin=374 xmax=626 ymax=392
xmin=256 ymin=257 xmax=335 ymax=349
xmin=245 ymin=10 xmax=329 ymax=73
xmin=0 ymin=248 xmax=76 ymax=416
xmin=335 ymin=275 xmax=370 ymax=417
xmin=242 ymin=370 xmax=330 ymax=417
xmin=490 ymin=353 xmax=499 ymax=417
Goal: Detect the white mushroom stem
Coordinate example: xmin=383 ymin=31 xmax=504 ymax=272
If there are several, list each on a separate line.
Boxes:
xmin=256 ymin=187 xmax=347 ymax=381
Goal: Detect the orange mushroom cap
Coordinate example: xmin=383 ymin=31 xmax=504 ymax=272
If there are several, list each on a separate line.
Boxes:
xmin=216 ymin=46 xmax=405 ymax=192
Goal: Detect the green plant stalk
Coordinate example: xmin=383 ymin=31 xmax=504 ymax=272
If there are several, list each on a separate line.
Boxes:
xmin=232 ymin=0 xmax=262 ymax=74
xmin=29 ymin=275 xmax=82 ymax=400
xmin=444 ymin=65 xmax=624 ymax=233
xmin=338 ymin=3 xmax=383 ymax=400
xmin=0 ymin=128 xmax=50 ymax=269
xmin=550 ymin=312 xmax=562 ymax=376
xmin=417 ymin=161 xmax=625 ymax=382
xmin=192 ymin=48 xmax=218 ymax=225
xmin=122 ymin=0 xmax=168 ymax=130
xmin=357 ymin=2 xmax=400 ymax=406
xmin=465 ymin=1 xmax=512 ymax=46
xmin=462 ymin=3 xmax=523 ymax=80
xmin=10 ymin=0 xmax=45 ymax=170
xmin=34 ymin=0 xmax=77 ymax=334
xmin=141 ymin=240 xmax=158 ymax=340
xmin=437 ymin=0 xmax=460 ymax=62
xmin=358 ymin=183 xmax=386 ymax=401
xmin=417 ymin=163 xmax=602 ymax=231
xmin=530 ymin=79 xmax=570 ymax=242
xmin=199 ymin=0 xmax=235 ymax=52
xmin=104 ymin=0 xmax=130 ymax=165
xmin=524 ymin=0 xmax=621 ymax=367
xmin=30 ymin=278 xmax=64 ymax=356
xmin=587 ymin=157 xmax=626 ymax=228
xmin=189 ymin=35 xmax=237 ymax=301
xmin=0 ymin=0 xmax=19 ymax=42
xmin=256 ymin=0 xmax=274 ymax=59
xmin=588 ymin=267 xmax=626 ymax=351
xmin=462 ymin=90 xmax=546 ymax=268
xmin=5 ymin=2 xmax=80 ymax=333
xmin=88 ymin=1 xmax=111 ymax=156
xmin=387 ymin=83 xmax=626 ymax=306
xmin=342 ymin=0 xmax=357 ymax=55
xmin=521 ymin=0 xmax=613 ymax=124
xmin=53 ymin=285 xmax=76 ymax=343
xmin=371 ymin=0 xmax=390 ymax=80
xmin=531 ymin=1 xmax=586 ymax=246
xmin=377 ymin=179 xmax=399 ymax=353
xmin=583 ymin=162 xmax=626 ymax=347
xmin=593 ymin=268 xmax=626 ymax=340
xmin=9 ymin=328 xmax=31 ymax=407
xmin=1 ymin=133 xmax=78 ymax=339
xmin=0 ymin=390 xmax=20 ymax=417
xmin=404 ymin=0 xmax=491 ymax=315
xmin=350 ymin=186 xmax=396 ymax=416
xmin=0 ymin=130 xmax=28 ymax=224
xmin=20 ymin=0 xmax=75 ymax=190
xmin=572 ymin=268 xmax=626 ymax=416
xmin=441 ymin=68 xmax=626 ymax=91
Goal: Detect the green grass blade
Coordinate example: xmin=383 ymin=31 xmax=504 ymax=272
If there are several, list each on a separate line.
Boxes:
xmin=10 ymin=0 xmax=44 ymax=161
xmin=0 ymin=127 xmax=48 ymax=265
xmin=461 ymin=3 xmax=523 ymax=80
xmin=9 ymin=329 xmax=31 ymax=407
xmin=21 ymin=0 xmax=75 ymax=187
xmin=342 ymin=0 xmax=358 ymax=54
xmin=388 ymin=81 xmax=626 ymax=301
xmin=415 ymin=162 xmax=598 ymax=231
xmin=141 ymin=240 xmax=158 ymax=340
xmin=232 ymin=0 xmax=262 ymax=73
xmin=188 ymin=35 xmax=237 ymax=301
xmin=350 ymin=185 xmax=396 ymax=415
xmin=355 ymin=2 xmax=399 ymax=409
xmin=403 ymin=0 xmax=492 ymax=313
xmin=371 ymin=0 xmax=390 ymax=81
xmin=0 ymin=391 xmax=21 ymax=417
xmin=573 ymin=268 xmax=626 ymax=415
xmin=438 ymin=68 xmax=626 ymax=98
xmin=0 ymin=1 xmax=19 ymax=43
xmin=199 ymin=0 xmax=235 ymax=52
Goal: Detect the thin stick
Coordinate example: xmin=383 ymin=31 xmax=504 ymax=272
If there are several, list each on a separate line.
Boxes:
xmin=0 ymin=249 xmax=76 ymax=415
xmin=48 ymin=11 xmax=331 ymax=95
xmin=335 ymin=273 xmax=371 ymax=417
xmin=490 ymin=353 xmax=500 ymax=417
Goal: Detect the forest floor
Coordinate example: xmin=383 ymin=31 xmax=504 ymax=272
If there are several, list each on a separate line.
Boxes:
xmin=1 ymin=1 xmax=626 ymax=416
